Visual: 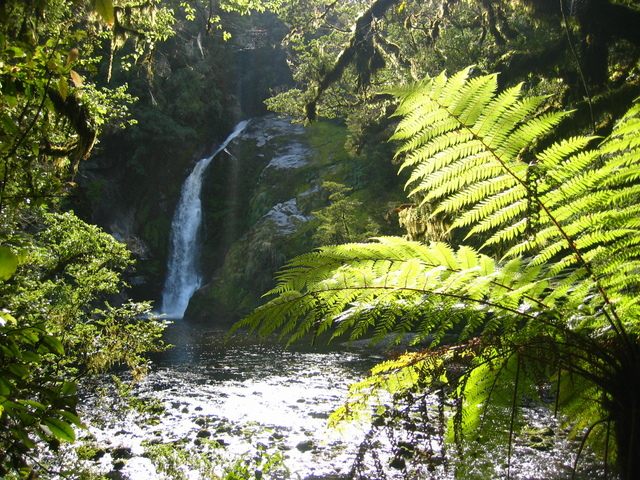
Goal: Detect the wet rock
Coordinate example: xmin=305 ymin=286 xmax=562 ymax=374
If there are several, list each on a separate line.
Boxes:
xmin=104 ymin=472 xmax=126 ymax=480
xmin=111 ymin=446 xmax=133 ymax=460
xmin=145 ymin=416 xmax=161 ymax=426
xmin=196 ymin=429 xmax=212 ymax=438
xmin=309 ymin=412 xmax=329 ymax=419
xmin=397 ymin=441 xmax=415 ymax=458
xmin=389 ymin=457 xmax=406 ymax=470
xmin=530 ymin=443 xmax=551 ymax=451
xmin=296 ymin=439 xmax=315 ymax=452
xmin=216 ymin=424 xmax=232 ymax=434
xmin=77 ymin=443 xmax=107 ymax=461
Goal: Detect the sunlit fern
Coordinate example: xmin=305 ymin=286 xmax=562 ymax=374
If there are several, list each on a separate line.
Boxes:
xmin=234 ymin=67 xmax=640 ymax=477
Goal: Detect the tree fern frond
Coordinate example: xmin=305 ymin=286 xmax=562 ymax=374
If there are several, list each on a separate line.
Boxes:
xmin=450 ymin=74 xmax=499 ymax=125
xmin=239 ymin=70 xmax=640 ymax=477
xmin=497 ymin=112 xmax=568 ymax=159
xmin=432 ymin=173 xmax=518 ymax=214
xmin=466 ymin=198 xmax=529 ymax=236
xmin=536 ymin=137 xmax=596 ymax=175
xmin=480 ymin=218 xmax=528 ymax=249
xmin=454 ymin=185 xmax=526 ymax=229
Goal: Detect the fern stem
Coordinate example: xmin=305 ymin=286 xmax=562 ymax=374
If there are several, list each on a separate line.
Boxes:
xmin=506 ymin=352 xmax=521 ymax=480
xmin=570 ymin=417 xmax=610 ymax=480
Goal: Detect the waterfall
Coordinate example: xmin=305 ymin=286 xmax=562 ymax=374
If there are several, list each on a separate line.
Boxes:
xmin=161 ymin=120 xmax=250 ymax=318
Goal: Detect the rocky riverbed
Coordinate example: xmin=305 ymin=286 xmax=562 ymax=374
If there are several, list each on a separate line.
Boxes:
xmin=65 ymin=320 xmax=383 ymax=479
xmin=53 ymin=319 xmax=616 ymax=480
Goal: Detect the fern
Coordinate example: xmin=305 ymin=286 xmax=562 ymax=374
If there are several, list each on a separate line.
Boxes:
xmin=236 ymin=68 xmax=640 ymax=478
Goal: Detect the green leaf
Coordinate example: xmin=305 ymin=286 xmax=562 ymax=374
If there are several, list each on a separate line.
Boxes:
xmin=42 ymin=417 xmax=76 ymax=442
xmin=94 ymin=0 xmax=115 ymax=26
xmin=56 ymin=410 xmax=85 ymax=428
xmin=0 ymin=246 xmax=18 ymax=281
xmin=61 ymin=381 xmax=78 ymax=396
xmin=58 ymin=75 xmax=68 ymax=101
xmin=19 ymin=400 xmax=46 ymax=411
xmin=0 ymin=378 xmax=12 ymax=396
xmin=41 ymin=335 xmax=65 ymax=355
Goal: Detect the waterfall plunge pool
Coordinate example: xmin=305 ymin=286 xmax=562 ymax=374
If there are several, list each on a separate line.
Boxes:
xmin=72 ymin=318 xmax=611 ymax=480
xmin=75 ymin=318 xmax=383 ymax=479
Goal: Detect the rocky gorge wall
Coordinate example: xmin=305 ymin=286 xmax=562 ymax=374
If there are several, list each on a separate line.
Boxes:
xmin=76 ymin=11 xmax=405 ymax=322
xmin=188 ymin=114 xmax=352 ymax=321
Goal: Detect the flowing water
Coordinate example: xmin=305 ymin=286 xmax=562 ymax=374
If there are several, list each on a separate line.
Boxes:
xmin=73 ymin=318 xmax=612 ymax=480
xmin=109 ymin=115 xmax=613 ymax=479
xmin=77 ymin=319 xmax=383 ymax=479
xmin=161 ymin=121 xmax=250 ymax=318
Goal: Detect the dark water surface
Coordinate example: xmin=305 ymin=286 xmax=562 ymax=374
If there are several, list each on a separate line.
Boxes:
xmin=79 ymin=317 xmax=384 ymax=479
xmin=76 ymin=318 xmax=613 ymax=480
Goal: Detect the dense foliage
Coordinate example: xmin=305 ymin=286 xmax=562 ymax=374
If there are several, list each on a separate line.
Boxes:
xmin=0 ymin=0 xmax=176 ymax=475
xmin=237 ymin=68 xmax=640 ymax=478
xmin=268 ymin=0 xmax=640 ymax=136
xmin=2 ymin=0 xmax=640 ymax=478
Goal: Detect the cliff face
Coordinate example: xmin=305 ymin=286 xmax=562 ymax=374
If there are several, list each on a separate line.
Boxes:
xmin=75 ymin=10 xmax=293 ymax=304
xmin=76 ymin=13 xmax=404 ymax=321
xmin=80 ymin=109 xmax=404 ymax=321
xmin=187 ymin=114 xmax=359 ymax=322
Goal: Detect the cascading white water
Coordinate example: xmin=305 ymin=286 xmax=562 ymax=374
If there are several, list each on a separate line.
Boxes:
xmin=161 ymin=120 xmax=250 ymax=318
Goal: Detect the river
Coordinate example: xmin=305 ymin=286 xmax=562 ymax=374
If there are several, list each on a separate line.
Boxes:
xmin=67 ymin=318 xmax=613 ymax=480
xmin=73 ymin=318 xmax=383 ymax=479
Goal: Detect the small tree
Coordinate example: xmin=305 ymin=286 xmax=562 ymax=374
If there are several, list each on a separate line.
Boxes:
xmin=312 ymin=181 xmax=379 ymax=246
xmin=0 ymin=212 xmax=167 ymax=475
xmin=235 ymin=68 xmax=640 ymax=478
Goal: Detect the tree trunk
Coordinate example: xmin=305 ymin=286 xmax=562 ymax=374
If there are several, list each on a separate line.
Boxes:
xmin=611 ymin=356 xmax=640 ymax=480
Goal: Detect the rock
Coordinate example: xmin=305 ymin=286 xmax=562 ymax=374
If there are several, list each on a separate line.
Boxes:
xmin=309 ymin=412 xmax=329 ymax=419
xmin=389 ymin=457 xmax=406 ymax=470
xmin=104 ymin=472 xmax=126 ymax=480
xmin=216 ymin=426 xmax=233 ymax=435
xmin=530 ymin=443 xmax=551 ymax=451
xmin=257 ymin=198 xmax=311 ymax=236
xmin=296 ymin=439 xmax=315 ymax=452
xmin=194 ymin=417 xmax=207 ymax=426
xmin=111 ymin=446 xmax=133 ymax=460
xmin=196 ymin=429 xmax=212 ymax=438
